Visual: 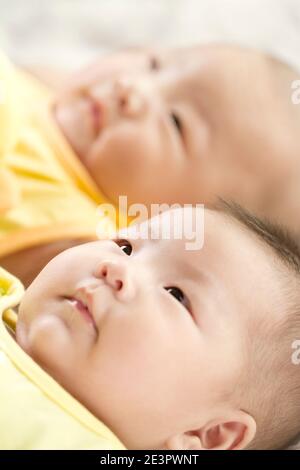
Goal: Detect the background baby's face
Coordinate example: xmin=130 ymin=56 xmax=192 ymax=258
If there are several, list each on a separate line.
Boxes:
xmin=54 ymin=45 xmax=300 ymax=216
xmin=17 ymin=207 xmax=283 ymax=449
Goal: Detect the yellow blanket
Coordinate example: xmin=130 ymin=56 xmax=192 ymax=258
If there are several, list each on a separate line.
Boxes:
xmin=0 ymin=51 xmax=115 ymax=258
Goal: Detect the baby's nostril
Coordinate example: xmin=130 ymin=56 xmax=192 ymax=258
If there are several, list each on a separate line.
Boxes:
xmin=101 ymin=265 xmax=123 ymax=291
xmin=120 ymin=96 xmax=127 ymax=108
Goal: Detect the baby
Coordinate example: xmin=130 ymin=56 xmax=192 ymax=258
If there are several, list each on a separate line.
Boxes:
xmin=2 ymin=204 xmax=300 ymax=450
xmin=53 ymin=44 xmax=300 ymax=221
xmin=1 ymin=44 xmax=300 ymax=288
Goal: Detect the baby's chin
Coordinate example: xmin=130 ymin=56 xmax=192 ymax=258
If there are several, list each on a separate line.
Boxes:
xmin=16 ymin=313 xmax=73 ymax=370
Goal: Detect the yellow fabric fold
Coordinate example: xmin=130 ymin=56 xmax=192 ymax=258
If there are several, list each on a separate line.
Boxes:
xmin=0 ymin=52 xmax=116 ymax=257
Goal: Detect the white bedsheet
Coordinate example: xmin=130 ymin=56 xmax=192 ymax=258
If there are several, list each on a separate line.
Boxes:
xmin=0 ymin=0 xmax=299 ymax=73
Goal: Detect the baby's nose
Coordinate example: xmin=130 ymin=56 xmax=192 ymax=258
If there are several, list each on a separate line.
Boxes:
xmin=113 ymin=78 xmax=145 ymax=117
xmin=96 ymin=260 xmax=136 ymax=302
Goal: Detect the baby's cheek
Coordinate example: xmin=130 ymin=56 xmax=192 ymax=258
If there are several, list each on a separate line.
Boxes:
xmin=93 ymin=123 xmax=157 ymax=173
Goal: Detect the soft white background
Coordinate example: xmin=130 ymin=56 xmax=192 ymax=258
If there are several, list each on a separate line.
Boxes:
xmin=0 ymin=0 xmax=300 ymax=72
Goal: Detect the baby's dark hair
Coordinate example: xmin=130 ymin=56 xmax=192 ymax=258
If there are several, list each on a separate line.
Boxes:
xmin=216 ymin=200 xmax=300 ymax=449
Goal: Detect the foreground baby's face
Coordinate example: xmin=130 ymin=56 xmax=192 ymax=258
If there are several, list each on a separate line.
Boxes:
xmin=17 ymin=207 xmax=281 ymax=449
xmin=54 ymin=45 xmax=298 ymax=215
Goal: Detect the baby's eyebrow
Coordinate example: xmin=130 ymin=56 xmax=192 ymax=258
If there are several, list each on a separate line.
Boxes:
xmin=178 ymin=256 xmax=212 ymax=286
xmin=115 ymin=223 xmax=161 ymax=244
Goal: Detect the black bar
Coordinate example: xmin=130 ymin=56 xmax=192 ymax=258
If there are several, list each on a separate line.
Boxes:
xmin=0 ymin=450 xmax=299 ymax=467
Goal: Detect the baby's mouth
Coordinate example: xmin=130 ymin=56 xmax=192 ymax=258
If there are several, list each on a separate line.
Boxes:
xmin=86 ymin=94 xmax=103 ymax=138
xmin=66 ymin=297 xmax=99 ymax=335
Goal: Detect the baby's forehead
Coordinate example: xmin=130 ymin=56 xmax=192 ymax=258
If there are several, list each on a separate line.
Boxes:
xmin=120 ymin=206 xmax=203 ymax=237
xmin=117 ymin=207 xmax=252 ymax=258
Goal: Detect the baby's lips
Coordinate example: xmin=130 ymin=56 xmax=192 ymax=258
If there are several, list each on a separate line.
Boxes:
xmin=90 ymin=98 xmax=102 ymax=136
xmin=76 ymin=284 xmax=106 ymax=328
xmin=76 ymin=286 xmax=94 ymax=316
xmin=86 ymin=93 xmax=105 ymax=137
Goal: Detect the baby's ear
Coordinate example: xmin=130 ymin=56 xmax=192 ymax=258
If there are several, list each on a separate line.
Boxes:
xmin=165 ymin=411 xmax=256 ymax=450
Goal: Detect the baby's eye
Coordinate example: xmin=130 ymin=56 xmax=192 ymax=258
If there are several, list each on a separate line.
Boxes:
xmin=114 ymin=239 xmax=133 ymax=256
xmin=165 ymin=286 xmax=190 ymax=310
xmin=170 ymin=112 xmax=183 ymax=135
